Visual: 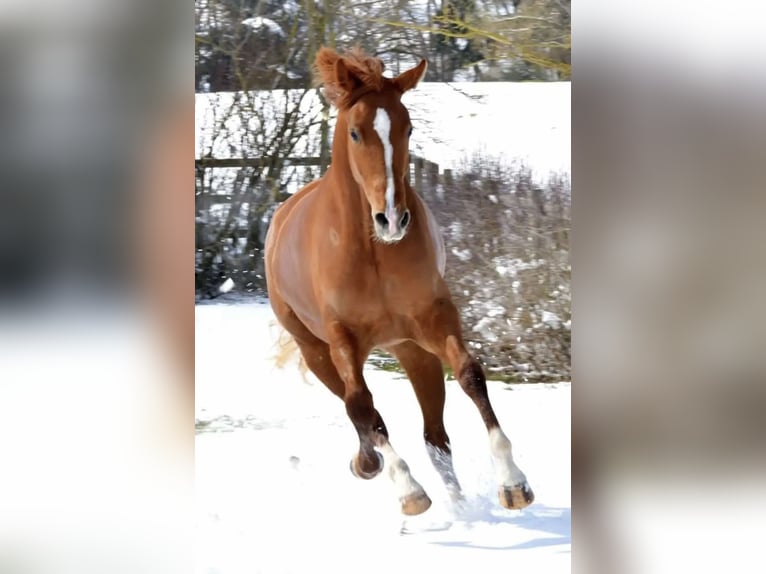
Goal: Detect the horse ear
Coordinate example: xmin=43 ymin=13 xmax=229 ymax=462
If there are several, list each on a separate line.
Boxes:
xmin=335 ymin=58 xmax=362 ymax=96
xmin=393 ymin=59 xmax=428 ymax=94
xmin=315 ymin=47 xmax=355 ymax=107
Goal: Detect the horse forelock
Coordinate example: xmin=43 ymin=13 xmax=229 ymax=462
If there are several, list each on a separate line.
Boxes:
xmin=314 ymin=46 xmax=390 ymax=110
xmin=344 ymin=47 xmax=386 ymax=88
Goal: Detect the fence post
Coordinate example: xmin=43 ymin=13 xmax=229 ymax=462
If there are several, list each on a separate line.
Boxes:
xmin=443 ymin=168 xmax=453 ymax=191
xmin=425 ymin=161 xmax=439 ymax=198
xmin=413 ymin=156 xmax=424 ymax=192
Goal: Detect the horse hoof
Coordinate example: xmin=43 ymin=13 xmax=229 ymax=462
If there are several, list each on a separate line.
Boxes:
xmin=400 ymin=491 xmax=432 ymax=516
xmin=349 ymin=451 xmax=384 ymax=480
xmin=498 ymin=482 xmax=535 ymax=510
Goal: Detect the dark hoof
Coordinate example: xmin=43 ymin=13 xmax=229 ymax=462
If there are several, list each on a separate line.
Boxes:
xmin=400 ymin=491 xmax=432 ymax=516
xmin=498 ymin=482 xmax=535 ymax=510
xmin=349 ymin=451 xmax=384 ymax=480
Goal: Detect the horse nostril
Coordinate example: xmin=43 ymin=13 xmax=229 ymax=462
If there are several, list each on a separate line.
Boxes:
xmin=374 ymin=212 xmax=388 ymax=227
xmin=400 ymin=210 xmax=411 ymax=228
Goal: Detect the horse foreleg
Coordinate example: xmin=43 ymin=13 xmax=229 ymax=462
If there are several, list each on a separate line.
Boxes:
xmin=416 ymin=299 xmax=535 ymax=510
xmin=389 ymin=341 xmax=463 ymax=503
xmin=293 ymin=335 xmax=390 ymax=443
xmin=325 ymin=322 xmax=383 ymax=478
xmin=326 ymin=322 xmax=431 ymax=514
xmin=376 ymin=439 xmax=432 ymax=515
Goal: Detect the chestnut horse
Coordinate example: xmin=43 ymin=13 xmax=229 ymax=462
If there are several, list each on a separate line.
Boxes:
xmin=265 ymin=47 xmax=534 ymax=515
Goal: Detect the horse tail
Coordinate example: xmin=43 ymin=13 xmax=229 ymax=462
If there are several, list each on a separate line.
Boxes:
xmin=270 ymin=321 xmax=310 ymax=381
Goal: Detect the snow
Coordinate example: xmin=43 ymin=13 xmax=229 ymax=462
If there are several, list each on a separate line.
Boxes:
xmin=451 ymin=247 xmax=472 ymax=261
xmin=473 ymin=315 xmax=500 ymax=342
xmin=495 ymin=257 xmax=549 ymax=277
xmin=405 ymin=82 xmax=570 ymax=178
xmin=541 ymin=310 xmax=562 ymax=329
xmin=196 ymin=301 xmax=570 ymax=573
xmin=242 ymin=17 xmax=285 ymax=37
xmin=276 ymin=0 xmax=299 ymax=17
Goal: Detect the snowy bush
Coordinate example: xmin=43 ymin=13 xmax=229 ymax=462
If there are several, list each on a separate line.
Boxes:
xmin=423 ymin=156 xmax=571 ymax=382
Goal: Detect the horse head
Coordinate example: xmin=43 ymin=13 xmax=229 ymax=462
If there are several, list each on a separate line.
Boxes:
xmin=315 ymin=47 xmax=427 ymax=244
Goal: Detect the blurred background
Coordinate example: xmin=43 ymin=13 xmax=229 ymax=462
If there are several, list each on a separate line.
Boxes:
xmin=194 ymin=0 xmax=571 ymax=382
xmin=0 ymin=0 xmax=764 ymax=573
xmin=574 ymin=2 xmax=766 ymax=572
xmin=0 ymin=1 xmax=193 ymax=573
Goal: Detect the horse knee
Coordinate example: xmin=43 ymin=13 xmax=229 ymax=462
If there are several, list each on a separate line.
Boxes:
xmin=457 ymin=359 xmax=488 ymax=398
xmin=457 ymin=358 xmax=500 ymax=428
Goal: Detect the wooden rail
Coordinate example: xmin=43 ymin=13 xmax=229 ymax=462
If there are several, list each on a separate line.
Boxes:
xmin=195 ymin=154 xmax=444 ymax=209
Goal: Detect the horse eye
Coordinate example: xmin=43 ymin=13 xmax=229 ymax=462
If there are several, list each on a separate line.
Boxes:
xmin=407 ymin=126 xmax=413 ymax=137
xmin=350 ymin=129 xmax=359 ymax=142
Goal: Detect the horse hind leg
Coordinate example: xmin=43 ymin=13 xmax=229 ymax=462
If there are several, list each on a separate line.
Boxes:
xmin=389 ymin=341 xmax=463 ymax=503
xmin=453 ymin=344 xmax=533 ymax=509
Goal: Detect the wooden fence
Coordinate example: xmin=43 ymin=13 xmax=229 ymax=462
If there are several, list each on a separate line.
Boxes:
xmin=195 ymin=154 xmax=451 ymax=205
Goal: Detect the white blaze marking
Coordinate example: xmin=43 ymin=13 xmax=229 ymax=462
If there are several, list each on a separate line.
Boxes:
xmin=488 ymin=427 xmax=528 ymax=487
xmin=372 ymin=108 xmax=396 ymax=229
xmin=377 ymin=441 xmax=425 ymax=500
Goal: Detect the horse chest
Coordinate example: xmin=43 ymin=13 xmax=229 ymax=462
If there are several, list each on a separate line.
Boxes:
xmin=327 ymin=260 xmax=436 ymax=325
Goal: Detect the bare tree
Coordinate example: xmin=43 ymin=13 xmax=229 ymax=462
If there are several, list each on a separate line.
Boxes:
xmin=195 ymin=0 xmax=331 ymax=296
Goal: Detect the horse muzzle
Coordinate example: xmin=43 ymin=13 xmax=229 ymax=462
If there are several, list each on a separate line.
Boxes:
xmin=372 ymin=208 xmax=410 ymax=243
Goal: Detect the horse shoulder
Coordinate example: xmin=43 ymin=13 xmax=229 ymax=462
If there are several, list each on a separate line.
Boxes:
xmin=271 ymin=179 xmax=322 ymax=231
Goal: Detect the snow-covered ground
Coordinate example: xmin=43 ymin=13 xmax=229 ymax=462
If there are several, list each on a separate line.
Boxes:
xmin=196 ymin=301 xmax=570 ymax=574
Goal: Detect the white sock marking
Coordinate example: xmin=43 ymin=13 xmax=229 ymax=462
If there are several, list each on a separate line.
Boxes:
xmin=426 ymin=443 xmax=462 ymax=500
xmin=488 ymin=427 xmax=527 ymax=487
xmin=377 ymin=441 xmax=425 ymax=500
xmin=372 ymin=108 xmax=396 ymax=229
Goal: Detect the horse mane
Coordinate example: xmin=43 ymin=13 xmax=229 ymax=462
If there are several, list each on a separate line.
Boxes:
xmin=314 ymin=46 xmax=387 ymax=109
